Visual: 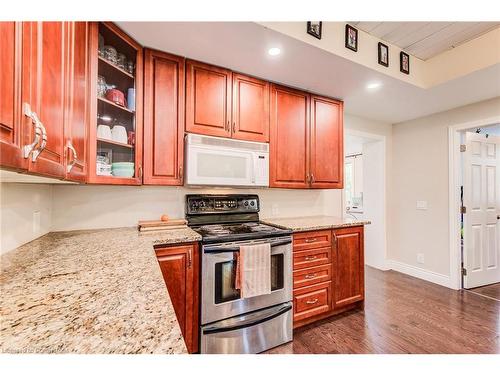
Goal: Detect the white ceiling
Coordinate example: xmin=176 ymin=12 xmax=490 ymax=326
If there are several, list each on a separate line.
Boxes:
xmin=118 ymin=22 xmax=500 ymax=124
xmin=351 ymin=22 xmax=500 ymax=60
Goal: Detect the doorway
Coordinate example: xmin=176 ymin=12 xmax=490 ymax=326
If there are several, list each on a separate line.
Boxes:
xmin=454 ymin=123 xmax=500 ymax=295
xmin=344 ymin=130 xmax=387 ymax=271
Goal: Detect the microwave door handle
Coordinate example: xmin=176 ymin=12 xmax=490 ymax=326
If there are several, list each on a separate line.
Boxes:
xmin=204 ymin=239 xmax=292 ymax=253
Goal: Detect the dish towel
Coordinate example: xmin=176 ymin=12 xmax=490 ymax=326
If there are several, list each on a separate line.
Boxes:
xmin=235 ymin=243 xmax=272 ymax=298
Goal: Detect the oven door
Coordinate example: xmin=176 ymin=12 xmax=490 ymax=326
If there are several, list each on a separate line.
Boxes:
xmin=201 ymin=236 xmax=292 ymax=325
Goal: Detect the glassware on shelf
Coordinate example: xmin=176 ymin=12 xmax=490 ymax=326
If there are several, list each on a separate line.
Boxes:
xmin=97 ymin=75 xmax=108 ymax=98
xmin=103 ymin=45 xmax=118 ymax=64
xmin=117 ymin=53 xmax=127 ymax=70
xmin=126 ymin=60 xmax=135 ymax=75
xmin=98 ymin=33 xmax=105 ymax=57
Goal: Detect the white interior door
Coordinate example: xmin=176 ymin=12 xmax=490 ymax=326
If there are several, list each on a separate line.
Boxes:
xmin=463 ymin=133 xmax=500 ymax=288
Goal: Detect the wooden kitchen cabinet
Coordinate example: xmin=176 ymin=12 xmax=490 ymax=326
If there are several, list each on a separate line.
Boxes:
xmin=270 ymin=86 xmax=344 ymax=189
xmin=155 ymin=243 xmax=199 ymax=354
xmin=310 ymin=95 xmax=343 ymax=188
xmin=269 ymin=84 xmax=310 ymax=188
xmin=143 ymin=49 xmax=185 ymax=185
xmin=87 ymin=22 xmax=143 ymax=185
xmin=0 ymin=22 xmax=89 ymax=181
xmin=186 ymin=61 xmax=270 ymax=143
xmin=0 ymin=22 xmax=27 ymax=172
xmin=186 ymin=60 xmax=231 ymax=138
xmin=333 ymin=226 xmax=365 ymax=308
xmin=232 ymin=73 xmax=269 ymax=142
xmin=64 ymin=22 xmax=89 ymax=182
xmin=292 ymin=227 xmax=364 ymax=328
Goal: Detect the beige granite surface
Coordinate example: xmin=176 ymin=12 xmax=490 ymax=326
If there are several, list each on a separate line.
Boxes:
xmin=261 ymin=215 xmax=371 ymax=232
xmin=0 ymin=226 xmax=201 ymax=354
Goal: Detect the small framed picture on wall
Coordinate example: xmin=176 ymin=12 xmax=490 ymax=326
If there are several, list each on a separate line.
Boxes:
xmin=345 ymin=24 xmax=358 ymax=52
xmin=378 ymin=42 xmax=389 ymax=67
xmin=307 ymin=22 xmax=322 ymax=39
xmin=400 ymin=51 xmax=410 ymax=74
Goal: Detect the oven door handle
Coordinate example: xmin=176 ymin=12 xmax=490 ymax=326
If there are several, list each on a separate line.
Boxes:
xmin=202 ymin=303 xmax=292 ymax=335
xmin=204 ymin=239 xmax=292 ymax=253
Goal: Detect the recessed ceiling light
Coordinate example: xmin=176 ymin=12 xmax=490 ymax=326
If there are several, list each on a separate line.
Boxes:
xmin=268 ymin=47 xmax=281 ymax=56
xmin=366 ymin=82 xmax=382 ymax=90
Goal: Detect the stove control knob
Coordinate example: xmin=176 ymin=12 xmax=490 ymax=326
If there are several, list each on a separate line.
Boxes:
xmin=250 ymin=201 xmax=255 ymax=207
xmin=244 ymin=201 xmax=249 ymax=207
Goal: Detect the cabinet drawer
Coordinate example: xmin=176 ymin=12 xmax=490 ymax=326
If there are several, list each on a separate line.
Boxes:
xmin=293 ymin=264 xmax=332 ymax=289
xmin=293 ymin=247 xmax=331 ymax=270
xmin=293 ymin=281 xmax=332 ymax=321
xmin=293 ymin=230 xmax=331 ymax=251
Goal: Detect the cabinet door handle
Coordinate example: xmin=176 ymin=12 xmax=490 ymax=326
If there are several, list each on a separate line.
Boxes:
xmin=304 ymin=273 xmax=317 ymax=279
xmin=188 ymin=248 xmax=192 ymax=268
xmin=304 ymin=256 xmax=317 ymax=261
xmin=138 ymin=165 xmax=143 ymax=179
xmin=232 ymin=122 xmax=235 ymax=133
xmin=306 ymin=298 xmax=318 ymax=305
xmin=305 ymin=238 xmax=317 ymax=243
xmin=226 ymin=120 xmax=230 ymax=131
xmin=179 ymin=165 xmax=183 ymax=182
xmin=310 ymin=173 xmax=315 ymax=184
xmin=66 ymin=140 xmax=77 ymax=173
xmin=22 ymin=103 xmax=43 ymax=161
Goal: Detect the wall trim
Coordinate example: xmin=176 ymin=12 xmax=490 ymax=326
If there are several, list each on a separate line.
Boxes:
xmin=387 ymin=260 xmax=453 ymax=289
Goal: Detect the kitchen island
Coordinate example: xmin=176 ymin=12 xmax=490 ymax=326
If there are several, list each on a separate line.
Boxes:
xmin=0 ymin=227 xmax=200 ymax=354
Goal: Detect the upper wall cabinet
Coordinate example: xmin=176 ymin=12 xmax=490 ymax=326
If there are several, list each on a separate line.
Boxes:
xmin=232 ymin=73 xmax=269 ymax=142
xmin=270 ymin=85 xmax=344 ymax=189
xmin=310 ymin=95 xmax=343 ymax=189
xmin=143 ymin=49 xmax=185 ymax=185
xmin=270 ymin=84 xmax=310 ymax=188
xmin=65 ymin=22 xmax=89 ymax=183
xmin=87 ymin=22 xmax=143 ymax=185
xmin=186 ymin=60 xmax=231 ymax=138
xmin=186 ymin=60 xmax=270 ymax=143
xmin=0 ymin=22 xmax=26 ymax=172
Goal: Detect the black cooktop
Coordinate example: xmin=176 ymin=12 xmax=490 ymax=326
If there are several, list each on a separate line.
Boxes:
xmin=191 ymin=222 xmax=291 ymax=244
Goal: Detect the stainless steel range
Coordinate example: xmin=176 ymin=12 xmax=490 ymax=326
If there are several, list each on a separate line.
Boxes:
xmin=186 ymin=194 xmax=293 ymax=354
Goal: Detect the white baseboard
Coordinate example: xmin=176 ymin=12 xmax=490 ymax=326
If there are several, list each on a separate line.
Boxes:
xmin=386 ymin=260 xmax=454 ymax=289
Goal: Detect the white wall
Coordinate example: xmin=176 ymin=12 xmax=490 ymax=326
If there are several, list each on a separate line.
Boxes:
xmin=0 ymin=183 xmax=53 ymax=254
xmin=362 ymin=141 xmax=387 ymax=270
xmin=51 ymin=185 xmax=342 ymax=232
xmin=390 ymin=96 xmax=500 ymax=279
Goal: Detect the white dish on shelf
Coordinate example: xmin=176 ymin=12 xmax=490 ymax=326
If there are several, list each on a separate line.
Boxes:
xmin=111 ymin=125 xmax=128 ymax=144
xmin=97 ymin=124 xmax=112 ymax=140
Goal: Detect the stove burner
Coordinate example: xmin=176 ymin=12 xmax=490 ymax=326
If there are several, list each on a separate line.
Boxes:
xmin=192 ymin=222 xmax=289 ymax=243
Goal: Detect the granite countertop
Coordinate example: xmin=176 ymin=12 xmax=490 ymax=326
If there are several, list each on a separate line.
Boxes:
xmin=0 ymin=226 xmax=201 ymax=354
xmin=261 ymin=215 xmax=371 ymax=232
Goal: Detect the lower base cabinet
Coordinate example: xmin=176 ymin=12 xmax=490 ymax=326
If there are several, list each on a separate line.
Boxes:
xmin=155 ymin=243 xmax=199 ymax=353
xmin=292 ymin=227 xmax=364 ymax=328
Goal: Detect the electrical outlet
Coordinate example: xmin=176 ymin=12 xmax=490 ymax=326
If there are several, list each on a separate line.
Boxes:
xmin=271 ymin=204 xmax=279 ymax=216
xmin=417 ymin=253 xmax=425 ymax=264
xmin=416 ymin=201 xmax=428 ymax=210
xmin=33 ymin=211 xmax=41 ymax=234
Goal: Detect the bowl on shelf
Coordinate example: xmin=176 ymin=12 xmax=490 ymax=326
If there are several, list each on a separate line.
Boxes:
xmin=111 ymin=125 xmax=128 ymax=144
xmin=112 ymin=162 xmax=135 ymax=178
xmin=97 ymin=124 xmax=112 ymax=140
xmin=106 ymin=89 xmax=126 ymax=107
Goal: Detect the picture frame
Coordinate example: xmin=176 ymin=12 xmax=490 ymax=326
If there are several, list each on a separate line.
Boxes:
xmin=345 ymin=24 xmax=358 ymax=52
xmin=378 ymin=42 xmax=389 ymax=67
xmin=400 ymin=51 xmax=410 ymax=74
xmin=307 ymin=21 xmax=322 ymax=40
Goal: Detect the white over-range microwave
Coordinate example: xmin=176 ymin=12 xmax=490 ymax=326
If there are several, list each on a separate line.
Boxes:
xmin=185 ymin=134 xmax=269 ymax=187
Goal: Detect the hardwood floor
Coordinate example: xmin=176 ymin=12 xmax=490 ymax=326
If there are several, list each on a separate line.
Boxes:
xmin=266 ymin=266 xmax=500 ymax=354
xmin=469 ymin=283 xmax=500 ymax=301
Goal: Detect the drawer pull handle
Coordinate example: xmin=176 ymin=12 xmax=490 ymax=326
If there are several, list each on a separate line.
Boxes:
xmin=304 ymin=256 xmax=317 ymax=261
xmin=306 ymin=298 xmax=319 ymax=305
xmin=304 ymin=273 xmax=317 ymax=279
xmin=305 ymin=238 xmax=317 ymax=243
